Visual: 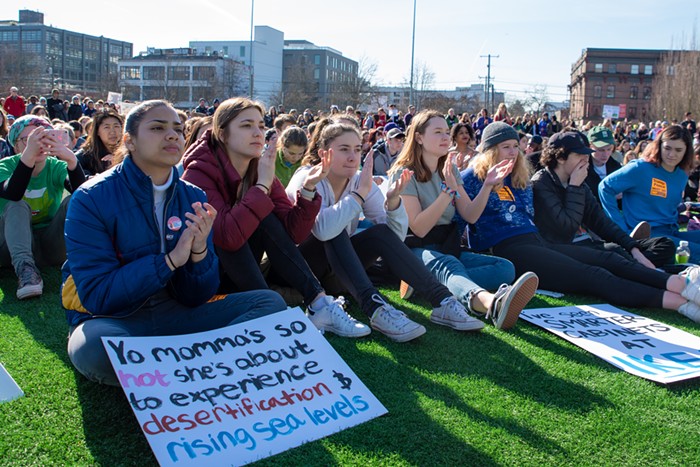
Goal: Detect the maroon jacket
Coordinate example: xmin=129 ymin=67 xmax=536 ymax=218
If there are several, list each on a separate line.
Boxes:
xmin=3 ymin=95 xmax=26 ymax=118
xmin=181 ymin=130 xmax=320 ymax=252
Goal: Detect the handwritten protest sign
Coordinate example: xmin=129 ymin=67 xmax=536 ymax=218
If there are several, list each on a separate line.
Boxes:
xmin=521 ymin=304 xmax=700 ymax=384
xmin=102 ymin=308 xmax=387 ymax=466
xmin=0 ymin=362 xmax=23 ymax=402
xmin=107 ymin=91 xmax=122 ymax=105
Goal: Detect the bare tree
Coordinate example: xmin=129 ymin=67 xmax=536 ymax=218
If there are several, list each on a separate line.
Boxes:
xmin=404 ymin=61 xmax=435 ymax=109
xmin=525 ymin=84 xmax=550 ymax=116
xmin=281 ymin=61 xmax=322 ymax=111
xmin=328 ymin=55 xmax=379 ymax=109
xmin=210 ymin=59 xmax=247 ymax=100
xmin=506 ymin=98 xmax=527 ymax=118
xmin=0 ymin=45 xmax=45 ymax=96
xmin=651 ymin=28 xmax=699 ymax=121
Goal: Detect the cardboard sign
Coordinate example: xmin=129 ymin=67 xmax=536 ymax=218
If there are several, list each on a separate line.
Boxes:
xmin=107 ymin=92 xmax=123 ymax=105
xmin=521 ymin=304 xmax=700 ymax=384
xmin=0 ymin=362 xmax=23 ymax=402
xmin=602 ymin=105 xmax=620 ymax=119
xmin=102 ymin=308 xmax=387 ymax=466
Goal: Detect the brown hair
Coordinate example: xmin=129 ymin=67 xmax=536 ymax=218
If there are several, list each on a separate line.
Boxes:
xmin=211 ymin=97 xmax=266 ymax=189
xmin=184 ymin=116 xmax=213 ymax=150
xmin=302 ymin=120 xmax=359 ymax=166
xmin=642 ymin=124 xmax=694 ymax=172
xmin=389 ymin=110 xmax=446 ymax=183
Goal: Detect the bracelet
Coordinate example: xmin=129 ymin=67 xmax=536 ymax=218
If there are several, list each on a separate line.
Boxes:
xmin=440 ymin=182 xmax=461 ymax=200
xmin=166 ymin=253 xmax=177 ymax=270
xmin=255 ymin=183 xmax=270 ymax=193
xmin=191 ymin=247 xmax=207 ymax=255
xmin=300 ymin=186 xmax=316 ymax=199
xmin=351 ymin=191 xmax=366 ymax=204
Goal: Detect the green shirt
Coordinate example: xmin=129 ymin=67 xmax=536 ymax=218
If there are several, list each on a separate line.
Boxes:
xmin=0 ymin=155 xmax=68 ymax=228
xmin=275 ymin=149 xmax=301 ymax=188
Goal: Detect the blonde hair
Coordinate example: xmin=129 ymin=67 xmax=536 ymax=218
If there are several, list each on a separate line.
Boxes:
xmin=471 ymin=146 xmax=531 ymax=190
xmin=301 ymin=120 xmax=360 ymax=166
xmin=389 ymin=110 xmax=446 ymax=183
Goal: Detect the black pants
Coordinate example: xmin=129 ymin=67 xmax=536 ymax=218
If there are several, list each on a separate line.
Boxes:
xmin=575 ymin=237 xmax=675 ymax=268
xmin=216 ymin=214 xmax=323 ymax=305
xmin=493 ymin=233 xmax=670 ymax=308
xmin=299 ymin=224 xmax=451 ymax=316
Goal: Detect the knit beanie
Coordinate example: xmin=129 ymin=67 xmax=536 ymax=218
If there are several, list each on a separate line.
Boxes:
xmin=477 ymin=121 xmax=519 ymax=152
xmin=7 ymin=115 xmax=53 ymax=148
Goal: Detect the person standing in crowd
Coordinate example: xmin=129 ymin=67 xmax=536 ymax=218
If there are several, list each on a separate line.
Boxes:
xmin=445 ymin=108 xmax=459 ymax=129
xmin=538 ymin=112 xmax=552 ymax=137
xmin=493 ymin=103 xmax=512 ymax=125
xmin=682 ymin=111 xmax=697 ymax=137
xmin=25 ymin=96 xmax=39 ymax=115
xmin=389 ymin=112 xmax=538 ymax=330
xmin=75 ymin=110 xmax=124 ymax=177
xmin=1 ymin=115 xmax=85 ymax=299
xmin=67 ymin=96 xmax=83 ymax=121
xmin=46 ymin=89 xmax=67 ymax=121
xmin=63 ymin=99 xmax=286 ymax=386
xmin=83 ymin=100 xmax=96 ymax=118
xmin=473 ymin=108 xmax=492 ymax=144
xmin=461 ymin=122 xmax=700 ymax=323
xmin=182 ymin=98 xmax=369 ymax=338
xmin=208 ymin=98 xmax=220 ymax=116
xmin=404 ymin=105 xmax=416 ymax=128
xmin=4 ymin=87 xmax=26 ymax=118
xmin=194 ymin=98 xmax=209 ymax=114
xmin=289 ymin=120 xmax=487 ymax=341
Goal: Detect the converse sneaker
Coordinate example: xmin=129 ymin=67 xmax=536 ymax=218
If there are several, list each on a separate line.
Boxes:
xmin=369 ymin=294 xmax=426 ymax=342
xmin=16 ymin=262 xmax=43 ymax=300
xmin=307 ymin=295 xmax=371 ymax=338
xmin=399 ymin=280 xmax=414 ymax=300
xmin=679 ymin=301 xmax=700 ymax=323
xmin=487 ymin=272 xmax=539 ymax=330
xmin=630 ymin=221 xmax=651 ymax=240
xmin=430 ymin=296 xmax=484 ymax=331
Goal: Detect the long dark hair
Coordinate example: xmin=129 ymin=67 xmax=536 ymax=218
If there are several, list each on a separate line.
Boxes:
xmin=81 ymin=109 xmax=124 ymax=174
xmin=642 ymin=124 xmax=694 ymax=171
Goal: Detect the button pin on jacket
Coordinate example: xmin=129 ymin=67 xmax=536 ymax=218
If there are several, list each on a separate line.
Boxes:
xmin=167 ymin=216 xmax=182 ymax=231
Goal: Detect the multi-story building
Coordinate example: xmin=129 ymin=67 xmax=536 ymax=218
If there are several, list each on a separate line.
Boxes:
xmin=190 ymin=26 xmax=284 ymax=105
xmin=570 ymin=48 xmax=664 ymax=123
xmin=118 ymin=47 xmax=250 ymax=109
xmin=0 ymin=9 xmax=132 ymax=95
xmin=282 ymin=40 xmax=358 ymax=109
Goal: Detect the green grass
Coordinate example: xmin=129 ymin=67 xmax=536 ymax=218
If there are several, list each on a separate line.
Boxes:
xmin=2 ymin=268 xmax=700 ymax=466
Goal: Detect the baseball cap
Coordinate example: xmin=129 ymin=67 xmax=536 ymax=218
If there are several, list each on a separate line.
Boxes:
xmin=548 ymin=130 xmax=594 ymax=155
xmin=588 ymin=126 xmax=615 ymax=148
xmin=386 ymin=128 xmax=405 ymax=139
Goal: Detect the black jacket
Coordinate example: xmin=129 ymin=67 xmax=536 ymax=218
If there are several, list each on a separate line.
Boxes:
xmin=532 ymin=167 xmax=638 ymax=253
xmin=584 ymin=156 xmax=621 ymax=202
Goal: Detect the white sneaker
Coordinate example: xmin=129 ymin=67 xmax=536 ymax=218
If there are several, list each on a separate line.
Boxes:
xmin=679 ymin=301 xmax=700 ymax=323
xmin=681 ymin=266 xmax=700 ymax=304
xmin=430 ymin=296 xmax=484 ymax=331
xmin=307 ymin=296 xmax=371 ymax=338
xmin=487 ymin=272 xmax=539 ymax=330
xmin=370 ymin=295 xmax=426 ymax=342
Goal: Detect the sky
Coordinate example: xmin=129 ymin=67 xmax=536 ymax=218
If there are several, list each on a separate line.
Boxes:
xmin=9 ymin=0 xmax=699 ymax=103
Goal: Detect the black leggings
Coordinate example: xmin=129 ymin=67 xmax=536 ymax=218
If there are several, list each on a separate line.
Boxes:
xmin=216 ymin=214 xmax=323 ymax=305
xmin=493 ymin=233 xmax=670 ymax=308
xmin=299 ymin=224 xmax=451 ymax=317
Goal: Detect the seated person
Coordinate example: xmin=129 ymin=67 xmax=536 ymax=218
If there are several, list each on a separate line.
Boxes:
xmin=274 ymin=126 xmax=308 ymax=187
xmin=584 ymin=125 xmax=621 ymax=203
xmin=370 ymin=127 xmax=405 ymax=176
xmin=63 ymin=100 xmax=286 ymax=386
xmin=532 ymin=129 xmax=674 ymax=268
xmin=461 ymin=122 xmax=700 ymax=323
xmin=1 ymin=115 xmax=85 ymax=299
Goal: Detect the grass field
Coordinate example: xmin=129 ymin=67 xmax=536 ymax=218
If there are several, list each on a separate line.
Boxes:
xmin=1 ymin=267 xmax=700 ymax=466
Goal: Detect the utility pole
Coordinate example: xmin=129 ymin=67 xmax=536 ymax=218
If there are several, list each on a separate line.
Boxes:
xmin=409 ymin=0 xmax=417 ymax=107
xmin=479 ymin=54 xmax=499 ymax=113
xmin=249 ymin=0 xmax=255 ymax=99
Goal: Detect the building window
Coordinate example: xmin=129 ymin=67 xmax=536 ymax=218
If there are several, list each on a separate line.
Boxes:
xmin=595 ymin=63 xmax=603 ymax=73
xmin=120 ymin=66 xmax=141 ymax=80
xmin=608 ymin=64 xmax=616 ymax=73
xmin=593 ymin=85 xmax=602 ymax=97
xmin=172 ymin=87 xmax=190 ymax=102
xmin=628 ymin=107 xmax=637 ymax=119
xmin=313 ymin=68 xmax=320 ymax=80
xmin=143 ymin=66 xmax=165 ymax=80
xmin=21 ymin=43 xmax=41 ymax=53
xmin=0 ymin=31 xmax=19 ymax=41
xmin=314 ymin=54 xmax=320 ymax=65
xmin=193 ymin=66 xmax=216 ymax=81
xmin=21 ymin=30 xmax=42 ymax=41
xmin=630 ymin=86 xmax=638 ymax=99
xmin=644 ymin=65 xmax=653 ymax=75
xmin=168 ymin=66 xmax=190 ymax=80
xmin=631 ymin=64 xmax=639 ymax=74
xmin=667 ymin=65 xmax=675 ymax=75
xmin=143 ymin=86 xmax=165 ymax=100
xmin=240 ymin=46 xmax=245 ymax=57
xmin=606 ymin=86 xmax=615 ymax=98
xmin=643 ymin=87 xmax=651 ymax=100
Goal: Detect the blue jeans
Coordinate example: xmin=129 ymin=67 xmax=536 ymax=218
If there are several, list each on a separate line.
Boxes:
xmin=67 ymin=289 xmax=286 ymax=386
xmin=411 ymin=247 xmax=515 ymax=305
xmin=650 ymin=225 xmax=700 ymax=263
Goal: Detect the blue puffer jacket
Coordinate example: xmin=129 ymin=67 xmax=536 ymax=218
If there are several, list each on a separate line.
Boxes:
xmin=61 ymin=155 xmax=219 ymax=326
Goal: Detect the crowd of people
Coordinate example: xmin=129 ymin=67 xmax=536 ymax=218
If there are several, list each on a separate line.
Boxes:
xmin=2 ymin=83 xmax=700 ymax=386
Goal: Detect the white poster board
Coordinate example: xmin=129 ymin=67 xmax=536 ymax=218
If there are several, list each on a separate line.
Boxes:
xmin=102 ymin=308 xmax=387 ymax=466
xmin=602 ymin=105 xmax=620 ymax=119
xmin=520 ymin=304 xmax=700 ymax=384
xmin=118 ymin=102 xmax=137 ymax=116
xmin=107 ymin=92 xmax=123 ymax=105
xmin=0 ymin=362 xmax=23 ymax=402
